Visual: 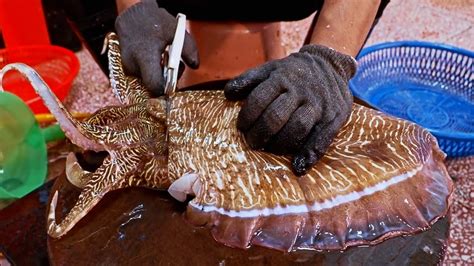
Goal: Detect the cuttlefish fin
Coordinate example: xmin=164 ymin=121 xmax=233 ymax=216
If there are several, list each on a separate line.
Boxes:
xmin=0 ymin=63 xmax=105 ymax=152
xmin=102 ymin=32 xmax=150 ymax=105
xmin=65 ymin=152 xmax=91 ymax=189
xmin=48 ymin=150 xmax=140 ymax=238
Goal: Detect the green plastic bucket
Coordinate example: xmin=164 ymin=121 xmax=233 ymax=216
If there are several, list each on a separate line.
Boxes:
xmin=0 ymin=91 xmax=64 ymax=199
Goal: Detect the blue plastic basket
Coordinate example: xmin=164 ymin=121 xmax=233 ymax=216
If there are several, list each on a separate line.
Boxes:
xmin=349 ymin=41 xmax=473 ymax=157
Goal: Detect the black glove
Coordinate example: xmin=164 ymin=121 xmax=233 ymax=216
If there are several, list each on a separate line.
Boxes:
xmin=115 ymin=0 xmax=199 ymax=96
xmin=224 ymin=44 xmax=356 ymax=175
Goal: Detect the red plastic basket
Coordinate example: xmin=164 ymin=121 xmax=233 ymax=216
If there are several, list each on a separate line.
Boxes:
xmin=0 ymin=45 xmax=79 ymax=114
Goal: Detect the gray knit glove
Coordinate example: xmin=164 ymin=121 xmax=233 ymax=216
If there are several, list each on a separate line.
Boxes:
xmin=224 ymin=44 xmax=356 ymax=175
xmin=115 ymin=0 xmax=199 ymax=96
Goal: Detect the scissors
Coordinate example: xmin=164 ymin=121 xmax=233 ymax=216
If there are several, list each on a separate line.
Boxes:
xmin=163 ymin=13 xmax=186 ymax=95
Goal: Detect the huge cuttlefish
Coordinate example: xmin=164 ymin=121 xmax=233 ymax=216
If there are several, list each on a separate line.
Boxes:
xmin=0 ymin=33 xmax=453 ymax=251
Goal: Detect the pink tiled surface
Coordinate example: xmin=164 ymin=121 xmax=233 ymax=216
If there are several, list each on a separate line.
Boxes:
xmin=366 ymin=0 xmax=474 ymax=50
xmin=445 ymin=157 xmax=474 ymax=265
xmin=280 ymin=0 xmax=474 ymax=54
xmin=64 ymin=49 xmax=118 ymax=114
xmin=62 ymin=0 xmax=472 ymax=264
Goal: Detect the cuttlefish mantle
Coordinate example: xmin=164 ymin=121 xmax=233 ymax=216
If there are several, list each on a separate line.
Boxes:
xmin=167 ymin=91 xmax=453 ymax=250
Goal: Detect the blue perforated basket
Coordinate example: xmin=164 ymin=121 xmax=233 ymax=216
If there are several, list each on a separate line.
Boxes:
xmin=349 ymin=41 xmax=473 ymax=157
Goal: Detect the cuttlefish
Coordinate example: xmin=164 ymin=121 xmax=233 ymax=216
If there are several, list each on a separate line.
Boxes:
xmin=0 ymin=33 xmax=453 ymax=251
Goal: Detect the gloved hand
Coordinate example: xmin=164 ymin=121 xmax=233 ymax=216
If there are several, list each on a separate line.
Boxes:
xmin=115 ymin=0 xmax=199 ymax=96
xmin=224 ymin=44 xmax=356 ymax=175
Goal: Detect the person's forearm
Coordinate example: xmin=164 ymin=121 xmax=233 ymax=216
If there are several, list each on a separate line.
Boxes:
xmin=116 ymin=0 xmax=141 ymax=14
xmin=310 ymin=0 xmax=380 ymax=57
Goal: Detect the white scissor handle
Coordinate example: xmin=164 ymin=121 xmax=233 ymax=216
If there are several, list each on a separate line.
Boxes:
xmin=163 ymin=13 xmax=186 ymax=95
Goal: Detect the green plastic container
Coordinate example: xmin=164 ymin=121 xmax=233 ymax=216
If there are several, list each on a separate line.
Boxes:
xmin=0 ymin=91 xmax=64 ymax=199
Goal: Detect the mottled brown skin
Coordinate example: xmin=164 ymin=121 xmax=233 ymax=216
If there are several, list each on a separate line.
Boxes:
xmin=0 ymin=37 xmax=170 ymax=238
xmin=45 ymin=33 xmax=171 ymax=238
xmin=168 ymin=91 xmax=454 ymax=251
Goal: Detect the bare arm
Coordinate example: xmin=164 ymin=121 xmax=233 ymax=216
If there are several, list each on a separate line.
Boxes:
xmin=310 ymin=0 xmax=381 ymax=57
xmin=116 ymin=0 xmax=140 ymax=14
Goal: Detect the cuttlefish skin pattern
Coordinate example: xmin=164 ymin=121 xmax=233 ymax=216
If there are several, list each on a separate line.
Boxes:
xmin=168 ymin=91 xmax=453 ymax=251
xmin=46 ymin=35 xmax=171 ymax=238
xmin=0 ymin=32 xmax=453 ymax=251
xmin=0 ymin=33 xmax=170 ymax=238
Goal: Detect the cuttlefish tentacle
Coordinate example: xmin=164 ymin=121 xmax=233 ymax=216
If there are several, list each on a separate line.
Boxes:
xmin=129 ymin=154 xmax=170 ymax=189
xmin=0 ymin=64 xmax=105 ymax=152
xmin=0 ymin=63 xmax=156 ymax=151
xmin=65 ymin=152 xmax=91 ymax=189
xmin=48 ymin=148 xmax=146 ymax=238
xmin=85 ymin=105 xmax=137 ymax=126
xmin=102 ymin=32 xmax=150 ymax=105
xmin=83 ymin=116 xmax=162 ymax=149
xmin=0 ymin=63 xmax=152 ymax=151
